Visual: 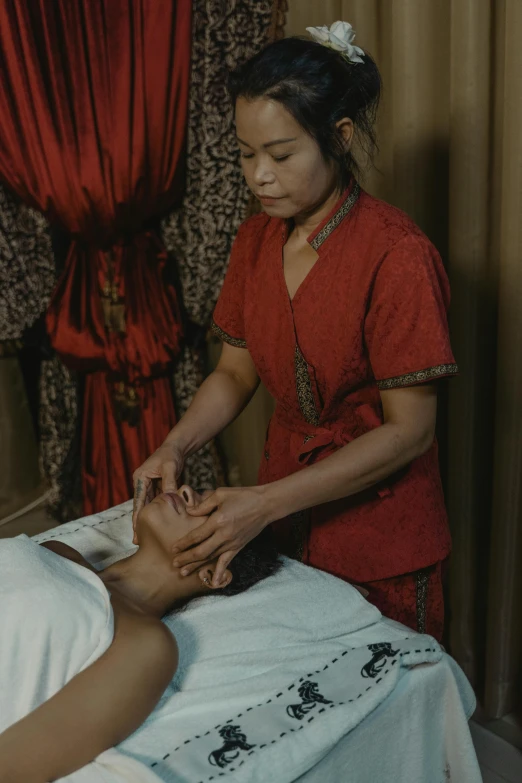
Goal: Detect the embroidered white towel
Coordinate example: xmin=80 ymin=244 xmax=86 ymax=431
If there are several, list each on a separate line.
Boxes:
xmin=32 ymin=502 xmax=481 ymax=783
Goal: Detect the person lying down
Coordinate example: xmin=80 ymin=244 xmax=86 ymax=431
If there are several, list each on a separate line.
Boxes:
xmin=0 ymin=487 xmax=281 ymax=782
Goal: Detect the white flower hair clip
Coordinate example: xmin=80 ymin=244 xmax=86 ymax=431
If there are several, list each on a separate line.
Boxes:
xmin=306 ymin=21 xmax=365 ymax=64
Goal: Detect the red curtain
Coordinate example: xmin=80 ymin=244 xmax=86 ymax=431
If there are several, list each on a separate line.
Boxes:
xmin=0 ymin=0 xmax=191 ymax=513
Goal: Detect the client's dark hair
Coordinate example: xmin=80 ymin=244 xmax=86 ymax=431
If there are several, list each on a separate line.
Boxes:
xmin=222 ymin=528 xmax=282 ymax=596
xmin=228 ymin=36 xmax=381 ymax=189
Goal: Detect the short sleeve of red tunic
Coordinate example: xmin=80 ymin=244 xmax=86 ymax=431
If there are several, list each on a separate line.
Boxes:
xmin=364 ymin=233 xmax=458 ymax=389
xmin=211 ymin=222 xmax=250 ymax=348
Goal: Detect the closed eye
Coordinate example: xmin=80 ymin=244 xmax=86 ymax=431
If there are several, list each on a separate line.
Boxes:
xmin=240 ymin=153 xmax=291 ymax=161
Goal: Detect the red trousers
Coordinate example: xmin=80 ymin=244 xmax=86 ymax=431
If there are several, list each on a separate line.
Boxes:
xmin=360 ymin=561 xmax=445 ymax=641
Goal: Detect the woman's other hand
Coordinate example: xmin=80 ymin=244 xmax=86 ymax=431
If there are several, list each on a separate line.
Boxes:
xmin=171 ymin=486 xmax=272 ymax=587
xmin=132 ymin=441 xmax=185 ymax=539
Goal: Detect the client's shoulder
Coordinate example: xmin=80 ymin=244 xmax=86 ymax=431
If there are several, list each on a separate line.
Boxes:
xmin=108 ymin=608 xmax=179 ymax=694
xmin=111 ymin=597 xmax=178 ymax=675
xmin=40 ymin=540 xmax=96 ymax=572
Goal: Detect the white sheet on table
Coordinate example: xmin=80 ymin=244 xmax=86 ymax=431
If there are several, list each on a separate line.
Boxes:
xmin=34 ymin=501 xmax=481 ymax=783
xmin=294 ymin=655 xmax=479 ymax=783
xmin=57 ymin=749 xmax=162 ymax=783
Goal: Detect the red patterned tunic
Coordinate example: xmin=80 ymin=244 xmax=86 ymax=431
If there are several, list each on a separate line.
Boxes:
xmin=212 ymin=183 xmax=457 ymax=597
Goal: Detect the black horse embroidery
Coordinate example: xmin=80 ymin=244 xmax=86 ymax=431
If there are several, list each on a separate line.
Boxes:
xmin=208 ymin=725 xmax=256 ymax=768
xmin=286 ymin=680 xmax=332 ymax=720
xmin=361 ymin=642 xmax=400 ymax=678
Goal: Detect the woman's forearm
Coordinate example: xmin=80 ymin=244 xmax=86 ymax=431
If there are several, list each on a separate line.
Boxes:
xmin=166 ymin=366 xmax=259 ymax=458
xmin=264 ymin=420 xmax=432 ymax=523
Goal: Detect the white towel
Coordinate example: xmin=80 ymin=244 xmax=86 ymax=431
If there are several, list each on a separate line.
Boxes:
xmin=59 ymin=749 xmax=163 ymax=783
xmin=0 ymin=534 xmax=161 ymax=783
xmin=33 ymin=503 xmax=481 ymax=783
xmin=120 ymin=563 xmax=451 ymax=782
xmin=0 ymin=535 xmax=114 ymax=733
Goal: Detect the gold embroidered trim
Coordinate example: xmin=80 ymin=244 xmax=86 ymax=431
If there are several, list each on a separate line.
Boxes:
xmin=310 ymin=183 xmax=361 ymax=251
xmin=377 ymin=364 xmax=458 ymax=391
xmin=295 ymin=344 xmax=320 ymax=426
xmin=210 ymin=320 xmax=247 ymax=349
xmin=415 ymin=567 xmax=430 ymax=634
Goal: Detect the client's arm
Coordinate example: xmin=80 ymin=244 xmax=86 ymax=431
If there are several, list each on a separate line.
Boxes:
xmin=0 ymin=603 xmax=178 ymax=782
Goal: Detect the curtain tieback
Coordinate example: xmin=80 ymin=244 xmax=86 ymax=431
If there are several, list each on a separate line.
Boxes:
xmin=100 ymin=250 xmax=126 ymax=334
xmin=113 ymin=381 xmax=141 ymax=427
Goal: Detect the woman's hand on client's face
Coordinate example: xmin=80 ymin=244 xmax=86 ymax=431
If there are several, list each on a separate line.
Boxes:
xmin=132 ymin=441 xmax=185 ymax=540
xmin=171 ymin=486 xmax=271 ymax=587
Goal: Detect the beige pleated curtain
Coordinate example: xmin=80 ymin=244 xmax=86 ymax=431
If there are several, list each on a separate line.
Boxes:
xmin=222 ymin=0 xmax=522 ymax=719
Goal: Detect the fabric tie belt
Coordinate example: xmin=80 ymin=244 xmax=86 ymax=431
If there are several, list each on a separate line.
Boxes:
xmin=289 ymin=423 xmax=392 ymax=500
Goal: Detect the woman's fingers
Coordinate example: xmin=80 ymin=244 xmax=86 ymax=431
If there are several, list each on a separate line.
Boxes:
xmin=186 ymin=491 xmax=219 ymax=517
xmin=177 ymin=558 xmax=208 ymax=577
xmin=212 ymin=551 xmax=235 ymax=587
xmin=174 ymin=533 xmax=223 ymax=571
xmin=178 ymin=543 xmax=233 ymax=579
xmin=171 ymin=516 xmax=220 ymax=558
xmin=173 ymin=533 xmax=222 ymax=569
xmin=132 ymin=475 xmax=151 ymax=528
xmin=161 ymin=459 xmax=179 ymax=494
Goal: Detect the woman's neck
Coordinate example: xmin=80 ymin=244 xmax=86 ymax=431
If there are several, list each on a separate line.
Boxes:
xmin=290 ymin=186 xmax=343 ymax=243
xmin=99 ymin=547 xmax=201 ymax=618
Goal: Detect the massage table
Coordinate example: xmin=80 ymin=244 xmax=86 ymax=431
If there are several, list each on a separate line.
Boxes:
xmin=31 ymin=501 xmax=482 ymax=783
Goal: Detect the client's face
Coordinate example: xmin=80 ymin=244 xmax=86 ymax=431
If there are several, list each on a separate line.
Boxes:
xmin=135 ymin=486 xmax=208 ymax=553
xmin=134 ymin=486 xmax=233 ymax=594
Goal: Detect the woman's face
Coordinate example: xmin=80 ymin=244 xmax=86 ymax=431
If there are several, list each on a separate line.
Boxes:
xmin=235 ymin=97 xmax=339 ymax=219
xmin=135 ymin=486 xmax=209 ymax=555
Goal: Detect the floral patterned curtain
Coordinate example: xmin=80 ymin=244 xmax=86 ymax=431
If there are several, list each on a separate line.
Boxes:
xmin=162 ymin=0 xmax=286 ymax=488
xmin=0 ymin=184 xmax=80 ymax=520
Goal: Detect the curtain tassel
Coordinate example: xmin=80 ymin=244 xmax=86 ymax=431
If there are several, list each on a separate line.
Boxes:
xmin=100 ymin=250 xmax=126 ymax=334
xmin=114 ymin=381 xmax=140 ymax=427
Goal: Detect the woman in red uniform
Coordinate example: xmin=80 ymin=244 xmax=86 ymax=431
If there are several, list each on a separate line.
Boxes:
xmin=133 ymin=24 xmax=457 ymax=640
